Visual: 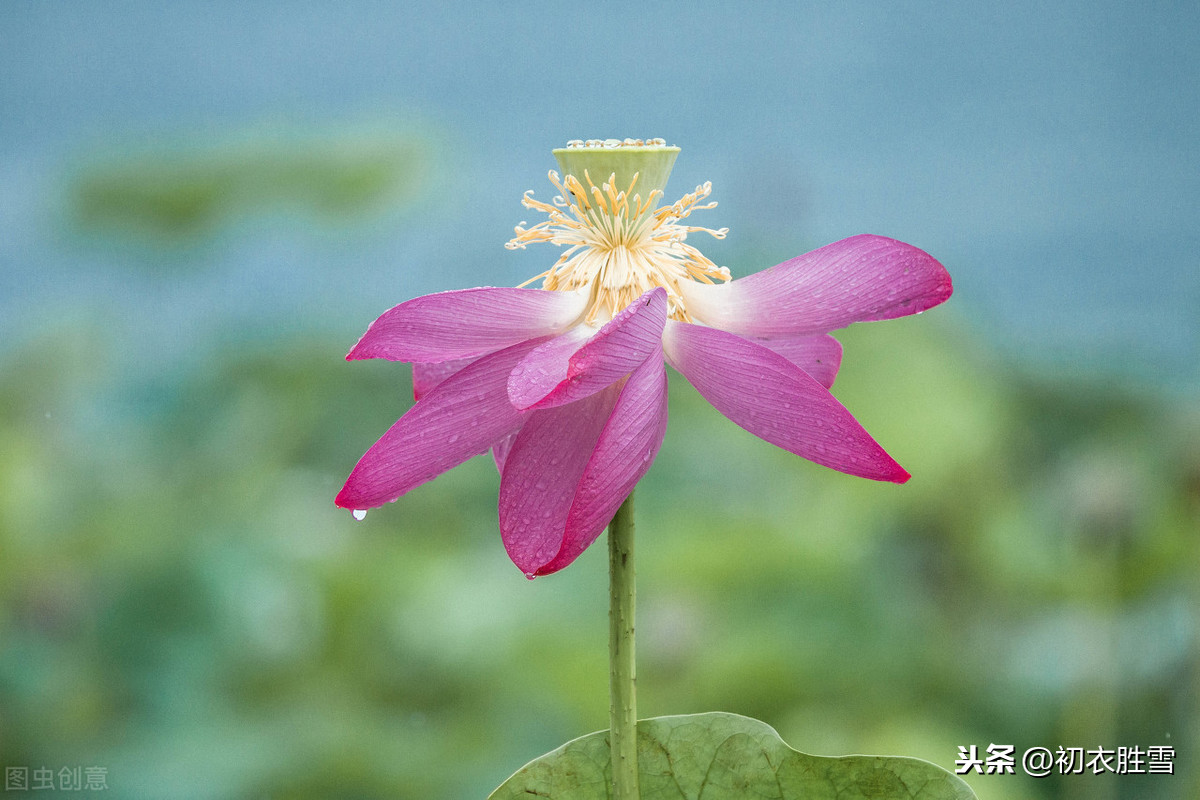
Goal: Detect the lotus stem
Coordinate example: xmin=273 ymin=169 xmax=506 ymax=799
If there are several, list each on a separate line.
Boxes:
xmin=608 ymin=490 xmax=640 ymax=799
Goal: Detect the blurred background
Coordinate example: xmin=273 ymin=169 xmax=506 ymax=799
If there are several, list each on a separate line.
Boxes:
xmin=1 ymin=2 xmax=1197 ymax=798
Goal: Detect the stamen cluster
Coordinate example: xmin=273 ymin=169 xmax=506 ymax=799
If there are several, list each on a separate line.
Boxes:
xmin=506 ymin=171 xmax=731 ymax=324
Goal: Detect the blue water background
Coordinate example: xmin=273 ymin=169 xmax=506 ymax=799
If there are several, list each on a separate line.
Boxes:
xmin=1 ymin=1 xmax=1197 ymax=388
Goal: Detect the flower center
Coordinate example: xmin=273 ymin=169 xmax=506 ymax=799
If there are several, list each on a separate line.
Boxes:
xmin=506 ymin=144 xmax=730 ymax=324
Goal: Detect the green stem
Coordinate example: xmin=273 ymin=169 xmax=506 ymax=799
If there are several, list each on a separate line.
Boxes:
xmin=609 ymin=490 xmax=640 ymax=799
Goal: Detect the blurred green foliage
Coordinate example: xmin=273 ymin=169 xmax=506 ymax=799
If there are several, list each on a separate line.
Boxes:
xmin=0 ymin=310 xmax=1196 ymax=799
xmin=68 ymin=132 xmax=428 ymax=244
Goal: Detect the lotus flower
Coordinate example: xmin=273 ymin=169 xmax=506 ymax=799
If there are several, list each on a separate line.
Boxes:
xmin=337 ymin=140 xmax=952 ymax=577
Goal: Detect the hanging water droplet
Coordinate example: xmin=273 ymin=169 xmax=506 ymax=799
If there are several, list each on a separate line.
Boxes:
xmin=352 ymin=509 xmax=368 ymax=521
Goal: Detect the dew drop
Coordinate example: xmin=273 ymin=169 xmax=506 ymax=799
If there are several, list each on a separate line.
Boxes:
xmin=448 ymin=433 xmax=460 ymax=444
xmin=352 ymin=509 xmax=368 ymax=521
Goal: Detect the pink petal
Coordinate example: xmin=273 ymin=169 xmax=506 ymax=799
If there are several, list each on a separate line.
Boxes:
xmin=751 ymin=333 xmax=842 ymax=389
xmin=505 ymin=326 xmax=593 ymax=404
xmin=679 ymin=235 xmax=952 ymax=336
xmin=538 ymin=354 xmax=669 ymax=576
xmin=412 ymin=356 xmax=478 ymax=400
xmin=347 ymin=287 xmax=586 ymax=363
xmin=662 ymin=321 xmax=909 ymax=483
xmin=412 ymin=356 xmax=524 ymax=471
xmin=499 ymin=387 xmax=620 ymax=576
xmin=491 ymin=429 xmax=520 ymax=473
xmin=336 ymin=338 xmax=546 ymax=510
xmin=507 ymin=288 xmax=668 ymax=410
xmin=499 ymin=354 xmax=669 ymax=577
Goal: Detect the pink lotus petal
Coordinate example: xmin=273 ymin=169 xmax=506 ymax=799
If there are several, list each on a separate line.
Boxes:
xmin=663 ymin=320 xmax=909 ymax=483
xmin=348 ymin=287 xmax=586 ymax=363
xmin=491 ymin=429 xmax=520 ymax=473
xmin=505 ymin=326 xmax=593 ymax=405
xmin=499 ymin=353 xmax=670 ymax=577
xmin=679 ymin=235 xmax=952 ymax=337
xmin=536 ymin=353 xmax=668 ymax=576
xmin=499 ymin=387 xmax=621 ymax=576
xmin=751 ymin=333 xmax=842 ymax=389
xmin=412 ymin=355 xmax=479 ymax=400
xmin=336 ymin=338 xmax=547 ymax=510
xmin=508 ymin=288 xmax=668 ymax=410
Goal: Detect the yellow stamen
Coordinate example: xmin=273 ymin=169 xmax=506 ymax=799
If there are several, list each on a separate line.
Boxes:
xmin=507 ymin=171 xmax=731 ymax=324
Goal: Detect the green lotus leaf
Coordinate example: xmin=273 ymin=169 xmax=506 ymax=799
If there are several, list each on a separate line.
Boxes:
xmin=490 ymin=712 xmax=976 ymax=800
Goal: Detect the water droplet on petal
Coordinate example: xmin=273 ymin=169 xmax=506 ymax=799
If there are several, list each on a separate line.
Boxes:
xmin=352 ymin=509 xmax=368 ymax=521
xmin=448 ymin=433 xmax=460 ymax=444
